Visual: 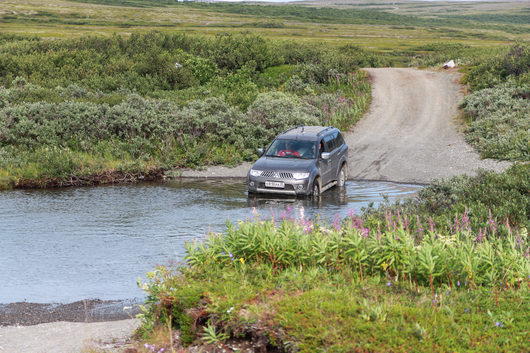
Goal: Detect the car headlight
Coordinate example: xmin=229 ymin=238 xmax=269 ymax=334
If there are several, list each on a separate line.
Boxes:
xmin=292 ymin=172 xmax=310 ymax=180
xmin=249 ymin=169 xmax=262 ymax=177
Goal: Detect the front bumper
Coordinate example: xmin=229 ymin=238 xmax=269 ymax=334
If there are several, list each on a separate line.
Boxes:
xmin=247 ymin=175 xmax=311 ymax=196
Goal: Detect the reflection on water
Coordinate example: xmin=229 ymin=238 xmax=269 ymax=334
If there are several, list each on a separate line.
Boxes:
xmin=0 ymin=179 xmax=421 ymax=303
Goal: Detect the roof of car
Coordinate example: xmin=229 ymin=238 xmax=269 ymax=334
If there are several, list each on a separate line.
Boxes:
xmin=277 ymin=126 xmax=337 ymax=141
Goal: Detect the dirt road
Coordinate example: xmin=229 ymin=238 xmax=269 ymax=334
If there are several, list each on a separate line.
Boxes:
xmin=345 ymin=68 xmax=510 ymax=184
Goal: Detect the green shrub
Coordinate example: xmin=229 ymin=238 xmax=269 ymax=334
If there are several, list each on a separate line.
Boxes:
xmin=246 ymin=91 xmax=320 ymax=144
xmin=463 ymin=43 xmax=530 ymax=91
xmin=365 ymin=164 xmax=530 ymax=233
xmin=201 ymin=32 xmax=279 ymax=72
xmin=462 ymin=83 xmax=529 ymax=161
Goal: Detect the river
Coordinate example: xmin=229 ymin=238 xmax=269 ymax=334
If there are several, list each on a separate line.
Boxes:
xmin=0 ymin=179 xmax=421 ymax=303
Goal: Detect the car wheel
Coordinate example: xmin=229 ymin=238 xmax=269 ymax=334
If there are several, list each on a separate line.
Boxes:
xmin=338 ymin=165 xmax=346 ymax=187
xmin=312 ymin=179 xmax=320 ymax=197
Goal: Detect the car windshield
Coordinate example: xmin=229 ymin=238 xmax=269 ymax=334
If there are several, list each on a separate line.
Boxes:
xmin=265 ymin=139 xmax=316 ymax=159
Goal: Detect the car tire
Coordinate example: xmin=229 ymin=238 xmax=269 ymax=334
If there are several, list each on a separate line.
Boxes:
xmin=312 ymin=179 xmax=320 ymax=197
xmin=338 ymin=164 xmax=347 ymax=187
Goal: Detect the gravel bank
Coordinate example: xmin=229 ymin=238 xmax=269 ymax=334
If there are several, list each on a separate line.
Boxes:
xmin=0 ymin=319 xmax=139 ymax=353
xmin=0 ymin=300 xmax=141 ymax=353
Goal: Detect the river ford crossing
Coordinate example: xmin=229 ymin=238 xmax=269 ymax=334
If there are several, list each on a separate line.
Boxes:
xmin=0 ymin=179 xmax=421 ymax=304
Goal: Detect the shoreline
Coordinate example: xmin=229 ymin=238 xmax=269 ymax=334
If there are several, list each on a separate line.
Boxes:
xmin=0 ymin=299 xmax=142 ymax=327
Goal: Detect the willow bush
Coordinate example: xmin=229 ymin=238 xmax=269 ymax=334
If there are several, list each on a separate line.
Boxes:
xmin=462 ymin=83 xmax=529 ymax=161
xmin=0 ymin=31 xmax=374 ymax=188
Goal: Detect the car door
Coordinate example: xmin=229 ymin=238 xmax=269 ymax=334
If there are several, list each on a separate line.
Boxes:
xmin=321 ymin=133 xmax=339 ymax=185
xmin=334 ymin=132 xmax=347 ymax=178
xmin=317 ymin=137 xmax=333 ymax=186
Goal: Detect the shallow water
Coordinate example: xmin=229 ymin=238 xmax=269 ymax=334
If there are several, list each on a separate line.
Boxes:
xmin=0 ymin=179 xmax=421 ymax=303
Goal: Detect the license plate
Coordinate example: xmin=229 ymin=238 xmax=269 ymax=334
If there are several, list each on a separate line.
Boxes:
xmin=265 ymin=181 xmax=285 ymax=188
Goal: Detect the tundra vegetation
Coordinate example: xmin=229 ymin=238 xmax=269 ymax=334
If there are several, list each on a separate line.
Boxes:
xmin=0 ymin=1 xmax=528 ymax=352
xmin=0 ymin=32 xmax=373 ymax=188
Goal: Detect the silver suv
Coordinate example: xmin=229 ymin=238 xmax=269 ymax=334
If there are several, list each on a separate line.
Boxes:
xmin=247 ymin=126 xmax=348 ymax=196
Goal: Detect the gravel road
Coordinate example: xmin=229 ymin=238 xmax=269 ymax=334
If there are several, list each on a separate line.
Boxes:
xmin=345 ymin=68 xmax=510 ymax=184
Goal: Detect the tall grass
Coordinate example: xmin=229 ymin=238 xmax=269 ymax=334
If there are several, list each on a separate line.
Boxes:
xmin=185 ymin=211 xmax=528 ymax=291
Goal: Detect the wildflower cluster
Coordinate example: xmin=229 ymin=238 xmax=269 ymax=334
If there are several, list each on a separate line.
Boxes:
xmin=185 ymin=211 xmax=529 ymax=289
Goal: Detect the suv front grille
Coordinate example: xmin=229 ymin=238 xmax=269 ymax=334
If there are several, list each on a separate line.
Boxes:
xmin=261 ymin=171 xmax=293 ymax=179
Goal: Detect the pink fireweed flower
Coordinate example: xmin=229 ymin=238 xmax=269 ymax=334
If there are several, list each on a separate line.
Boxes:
xmin=487 ymin=209 xmax=497 ymax=235
xmin=489 ymin=219 xmax=497 ymax=235
xmin=453 ymin=213 xmax=461 ymax=233
xmin=361 ymin=227 xmax=370 ymax=238
xmin=416 ymin=215 xmax=424 ymax=237
xmin=300 ymin=218 xmax=314 ymax=234
xmin=476 ymin=228 xmax=485 ymax=243
xmin=461 ymin=212 xmax=471 ymax=231
xmin=385 ymin=211 xmax=392 ymax=230
xmin=403 ymin=214 xmax=411 ymax=231
xmin=352 ymin=217 xmax=364 ymax=232
xmin=428 ymin=217 xmax=436 ymax=233
xmin=333 ymin=214 xmax=341 ymax=231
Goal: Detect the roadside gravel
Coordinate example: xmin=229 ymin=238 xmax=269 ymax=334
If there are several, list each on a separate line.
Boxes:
xmin=0 ymin=300 xmax=141 ymax=353
xmin=0 ymin=319 xmax=139 ymax=353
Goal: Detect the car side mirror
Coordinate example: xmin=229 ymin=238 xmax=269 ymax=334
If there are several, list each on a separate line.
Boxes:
xmin=257 ymin=148 xmax=264 ymax=156
xmin=321 ymin=152 xmax=331 ymax=160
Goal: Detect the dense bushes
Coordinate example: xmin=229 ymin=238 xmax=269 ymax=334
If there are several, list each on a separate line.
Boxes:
xmin=364 ymin=164 xmax=530 ymax=233
xmin=0 ymin=32 xmax=277 ymax=94
xmin=457 ymin=43 xmax=530 ymax=162
xmin=462 ymin=83 xmax=529 ymax=161
xmin=0 ymin=31 xmax=375 ymax=188
xmin=463 ymin=43 xmax=530 ymax=91
xmin=0 ymin=31 xmax=379 ymax=95
xmin=0 ymin=93 xmax=319 ymax=157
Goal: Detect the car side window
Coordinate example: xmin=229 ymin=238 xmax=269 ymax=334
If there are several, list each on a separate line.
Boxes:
xmin=336 ymin=132 xmax=345 ymax=148
xmin=324 ymin=132 xmax=338 ymax=152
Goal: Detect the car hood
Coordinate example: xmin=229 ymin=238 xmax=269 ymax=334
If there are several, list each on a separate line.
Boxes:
xmin=251 ymin=156 xmax=314 ymax=172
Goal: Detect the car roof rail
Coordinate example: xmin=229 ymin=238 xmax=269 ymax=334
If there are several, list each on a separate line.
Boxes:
xmin=280 ymin=125 xmax=304 ymax=134
xmin=316 ymin=126 xmax=335 ymax=136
